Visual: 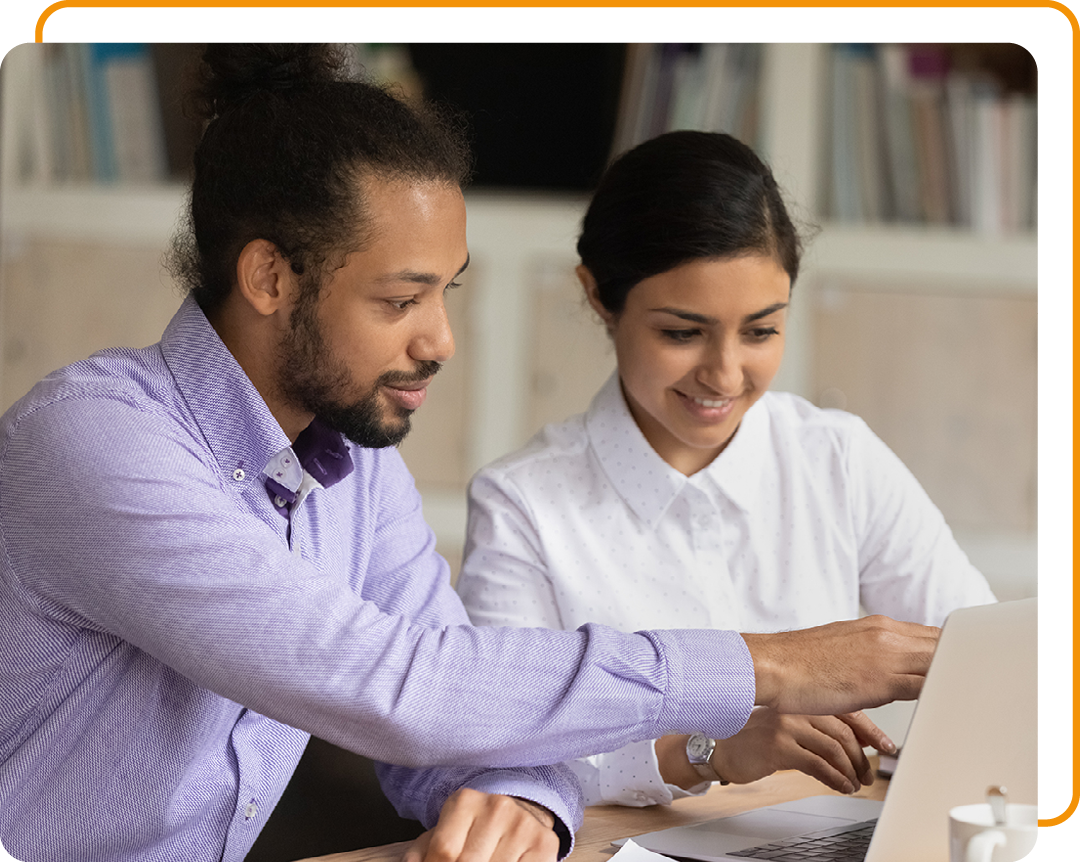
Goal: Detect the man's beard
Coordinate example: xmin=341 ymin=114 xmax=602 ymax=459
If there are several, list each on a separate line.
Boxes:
xmin=278 ymin=289 xmax=441 ymax=448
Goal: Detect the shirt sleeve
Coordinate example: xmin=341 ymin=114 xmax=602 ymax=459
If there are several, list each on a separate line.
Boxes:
xmin=846 ymin=417 xmax=997 ymax=626
xmin=565 ymin=740 xmax=709 ymax=807
xmin=353 ymin=469 xmax=584 ymax=854
xmin=457 ymin=468 xmax=566 ymax=630
xmin=0 ymin=395 xmax=754 ymax=771
xmin=374 ymin=761 xmax=584 ymax=858
xmin=459 ymin=467 xmax=706 ymax=808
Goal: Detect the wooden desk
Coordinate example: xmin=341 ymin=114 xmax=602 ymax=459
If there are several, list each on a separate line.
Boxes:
xmin=294 ymin=767 xmax=889 ymax=862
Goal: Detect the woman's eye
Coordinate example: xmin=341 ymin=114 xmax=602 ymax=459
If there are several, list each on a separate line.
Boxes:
xmin=746 ymin=326 xmax=779 ymax=342
xmin=661 ymin=329 xmax=699 ymax=343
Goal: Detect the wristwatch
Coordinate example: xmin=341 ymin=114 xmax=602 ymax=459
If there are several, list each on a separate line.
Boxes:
xmin=686 ymin=732 xmax=729 ymax=784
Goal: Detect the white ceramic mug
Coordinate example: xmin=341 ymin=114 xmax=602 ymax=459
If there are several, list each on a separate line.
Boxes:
xmin=949 ymin=802 xmax=1037 ymax=862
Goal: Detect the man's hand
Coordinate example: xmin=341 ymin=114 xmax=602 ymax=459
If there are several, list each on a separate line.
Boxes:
xmin=401 ymin=788 xmax=561 ymax=862
xmin=743 ymin=615 xmax=940 ymax=715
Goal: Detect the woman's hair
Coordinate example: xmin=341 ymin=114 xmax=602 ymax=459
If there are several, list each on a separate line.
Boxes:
xmin=169 ymin=43 xmax=472 ymax=315
xmin=577 ymin=130 xmax=803 ymax=315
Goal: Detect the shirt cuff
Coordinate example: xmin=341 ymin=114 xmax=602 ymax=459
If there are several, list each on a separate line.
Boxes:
xmin=463 ymin=769 xmax=583 ymax=859
xmin=644 ymin=628 xmax=756 ymax=740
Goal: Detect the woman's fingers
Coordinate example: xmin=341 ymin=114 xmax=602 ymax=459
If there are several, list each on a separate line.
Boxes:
xmin=800 ymin=716 xmax=873 ymax=789
xmin=838 ymin=710 xmax=897 ymax=754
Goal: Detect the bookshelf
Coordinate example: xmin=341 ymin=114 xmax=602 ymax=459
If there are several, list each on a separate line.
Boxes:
xmin=1 ymin=43 xmax=1037 ymax=600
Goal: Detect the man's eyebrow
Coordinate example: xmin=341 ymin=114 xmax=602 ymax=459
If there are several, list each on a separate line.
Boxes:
xmin=378 ymin=254 xmax=471 ymax=286
xmin=651 ymin=301 xmax=788 ymax=325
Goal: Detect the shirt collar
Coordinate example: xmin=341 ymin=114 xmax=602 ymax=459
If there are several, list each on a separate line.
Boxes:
xmin=265 ymin=420 xmax=354 ymax=492
xmin=584 ymin=372 xmax=770 ymax=526
xmin=585 ymin=373 xmax=688 ymax=529
xmin=263 ymin=419 xmax=354 ymax=515
xmin=160 ymin=296 xmax=352 ymax=492
xmin=696 ymin=392 xmax=769 ymax=515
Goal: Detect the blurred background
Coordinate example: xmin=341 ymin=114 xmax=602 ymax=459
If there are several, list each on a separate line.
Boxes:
xmin=0 ymin=42 xmax=1038 ymax=860
xmin=1 ymin=42 xmax=1037 ymax=601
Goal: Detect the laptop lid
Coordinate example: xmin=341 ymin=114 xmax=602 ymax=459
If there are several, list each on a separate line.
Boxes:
xmin=865 ymin=597 xmax=1036 ymax=861
xmin=625 ymin=598 xmax=1036 ymax=862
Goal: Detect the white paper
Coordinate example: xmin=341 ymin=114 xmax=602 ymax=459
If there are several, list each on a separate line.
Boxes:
xmin=611 ymin=839 xmax=674 ymax=862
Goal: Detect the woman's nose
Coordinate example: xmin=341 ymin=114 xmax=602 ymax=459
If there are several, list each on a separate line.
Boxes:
xmin=699 ymin=339 xmax=743 ymax=394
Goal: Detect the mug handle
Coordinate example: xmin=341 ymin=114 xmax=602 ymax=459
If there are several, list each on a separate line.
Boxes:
xmin=967 ymin=829 xmax=1007 ymax=862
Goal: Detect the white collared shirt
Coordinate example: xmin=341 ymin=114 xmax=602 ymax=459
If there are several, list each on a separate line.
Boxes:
xmin=457 ymin=372 xmax=995 ymax=807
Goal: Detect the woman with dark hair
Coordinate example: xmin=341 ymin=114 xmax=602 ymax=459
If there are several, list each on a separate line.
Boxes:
xmin=457 ymin=130 xmax=995 ymax=808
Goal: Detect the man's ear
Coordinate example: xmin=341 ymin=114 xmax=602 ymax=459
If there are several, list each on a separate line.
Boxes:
xmin=235 ymin=239 xmax=295 ymax=317
xmin=577 ymin=264 xmax=614 ymax=328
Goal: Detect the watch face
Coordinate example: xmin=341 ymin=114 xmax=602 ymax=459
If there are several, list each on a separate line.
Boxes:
xmin=687 ymin=733 xmax=712 ymax=760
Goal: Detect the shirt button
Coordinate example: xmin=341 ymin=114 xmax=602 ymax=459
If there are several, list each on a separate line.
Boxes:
xmin=233 ymin=468 xmax=246 ymax=482
xmin=274 ymin=496 xmax=287 ymax=508
xmin=244 ymin=802 xmax=258 ymax=819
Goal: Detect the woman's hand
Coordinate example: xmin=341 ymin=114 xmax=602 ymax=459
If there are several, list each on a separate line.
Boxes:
xmin=656 ymin=709 xmax=895 ymax=794
xmin=401 ymin=788 xmax=561 ymax=862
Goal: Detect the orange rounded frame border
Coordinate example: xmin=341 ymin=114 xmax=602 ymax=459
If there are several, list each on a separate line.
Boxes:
xmin=28 ymin=0 xmax=1080 ymax=830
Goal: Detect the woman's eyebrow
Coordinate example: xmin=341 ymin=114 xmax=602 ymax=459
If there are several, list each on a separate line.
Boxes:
xmin=651 ymin=307 xmax=715 ymax=325
xmin=744 ymin=302 xmax=788 ymax=323
xmin=650 ymin=301 xmax=789 ymax=325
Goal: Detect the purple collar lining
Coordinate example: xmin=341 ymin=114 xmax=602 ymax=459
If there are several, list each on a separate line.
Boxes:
xmin=264 ymin=420 xmax=354 ymax=516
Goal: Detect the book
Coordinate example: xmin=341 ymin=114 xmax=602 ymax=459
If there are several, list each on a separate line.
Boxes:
xmin=80 ymin=43 xmax=167 ymax=183
xmin=880 ymin=44 xmax=922 ymax=222
xmin=610 ymin=43 xmax=763 ymax=153
xmin=610 ymin=44 xmax=654 ymax=156
xmin=828 ymin=45 xmax=863 ymax=221
xmin=668 ymin=46 xmax=706 ymax=131
xmin=849 ymin=44 xmax=886 ymax=221
xmin=945 ymin=69 xmax=976 ymax=228
xmin=1 ymin=43 xmax=55 ymax=184
xmin=970 ymin=84 xmax=1005 ymax=234
xmin=907 ymin=45 xmax=952 ymax=225
xmin=1001 ymin=92 xmax=1037 ymax=232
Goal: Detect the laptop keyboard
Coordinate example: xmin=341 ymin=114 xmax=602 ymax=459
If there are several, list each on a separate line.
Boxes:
xmin=726 ymin=818 xmax=877 ymax=861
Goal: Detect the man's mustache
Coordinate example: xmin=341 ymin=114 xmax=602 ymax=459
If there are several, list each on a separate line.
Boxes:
xmin=377 ymin=360 xmax=442 ymax=387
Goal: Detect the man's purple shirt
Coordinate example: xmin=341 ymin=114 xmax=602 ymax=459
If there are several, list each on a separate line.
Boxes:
xmin=0 ymin=297 xmax=754 ymax=860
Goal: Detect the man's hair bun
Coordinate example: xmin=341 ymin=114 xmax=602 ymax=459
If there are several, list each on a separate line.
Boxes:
xmin=190 ymin=43 xmax=350 ymax=121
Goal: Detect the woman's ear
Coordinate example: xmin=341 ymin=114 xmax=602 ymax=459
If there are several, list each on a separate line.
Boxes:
xmin=235 ymin=239 xmax=295 ymax=317
xmin=577 ymin=265 xmax=614 ymax=329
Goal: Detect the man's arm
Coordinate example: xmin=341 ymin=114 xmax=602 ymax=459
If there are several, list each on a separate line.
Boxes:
xmin=2 ymin=397 xmax=937 ymax=765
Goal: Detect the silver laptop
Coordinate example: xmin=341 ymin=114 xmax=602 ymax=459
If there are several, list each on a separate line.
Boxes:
xmin=623 ymin=598 xmax=1037 ymax=862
